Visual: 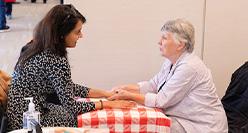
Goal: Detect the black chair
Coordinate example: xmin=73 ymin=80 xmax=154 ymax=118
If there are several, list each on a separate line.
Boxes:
xmin=0 ymin=103 xmax=7 ymax=133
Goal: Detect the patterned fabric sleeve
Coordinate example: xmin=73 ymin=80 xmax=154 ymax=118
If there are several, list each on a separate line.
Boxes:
xmin=73 ymin=83 xmax=90 ymax=98
xmin=45 ymin=53 xmax=95 ymax=115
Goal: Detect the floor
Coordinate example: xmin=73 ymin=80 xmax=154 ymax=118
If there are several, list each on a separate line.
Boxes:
xmin=0 ymin=0 xmax=60 ymax=74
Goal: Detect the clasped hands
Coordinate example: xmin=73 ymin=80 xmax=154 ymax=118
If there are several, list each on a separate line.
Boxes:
xmin=108 ymin=86 xmax=132 ymax=101
xmin=107 ymin=84 xmax=139 ymax=101
xmin=96 ymin=84 xmax=140 ymax=109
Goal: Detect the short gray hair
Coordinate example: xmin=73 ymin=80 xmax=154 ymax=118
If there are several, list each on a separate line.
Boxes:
xmin=161 ymin=19 xmax=195 ymax=53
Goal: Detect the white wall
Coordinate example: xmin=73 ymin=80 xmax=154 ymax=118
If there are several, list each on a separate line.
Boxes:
xmin=204 ymin=0 xmax=248 ymax=97
xmin=2 ymin=0 xmax=245 ymax=98
xmin=65 ymin=0 xmax=205 ymax=90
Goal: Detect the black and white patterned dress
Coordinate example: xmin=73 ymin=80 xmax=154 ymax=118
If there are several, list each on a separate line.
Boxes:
xmin=7 ymin=50 xmax=95 ymax=131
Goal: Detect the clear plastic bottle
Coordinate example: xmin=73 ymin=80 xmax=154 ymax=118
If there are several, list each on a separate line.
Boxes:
xmin=23 ymin=97 xmax=40 ymax=132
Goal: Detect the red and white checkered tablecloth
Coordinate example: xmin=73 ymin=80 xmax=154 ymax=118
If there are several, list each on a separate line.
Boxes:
xmin=77 ymin=98 xmax=171 ymax=133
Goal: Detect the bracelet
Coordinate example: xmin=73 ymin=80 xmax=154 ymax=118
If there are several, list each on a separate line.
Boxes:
xmin=99 ymin=100 xmax=103 ymax=110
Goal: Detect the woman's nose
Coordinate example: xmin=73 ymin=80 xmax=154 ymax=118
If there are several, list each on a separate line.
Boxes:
xmin=79 ymin=33 xmax=83 ymax=38
xmin=158 ymin=39 xmax=162 ymax=45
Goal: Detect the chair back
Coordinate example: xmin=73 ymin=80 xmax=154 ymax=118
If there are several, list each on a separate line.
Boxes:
xmin=0 ymin=70 xmax=11 ymax=133
xmin=0 ymin=70 xmax=11 ymax=108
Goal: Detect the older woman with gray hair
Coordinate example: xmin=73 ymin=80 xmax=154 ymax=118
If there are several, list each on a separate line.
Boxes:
xmin=108 ymin=19 xmax=228 ymax=133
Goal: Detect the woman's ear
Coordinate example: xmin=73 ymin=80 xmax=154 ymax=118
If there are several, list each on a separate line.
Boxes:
xmin=177 ymin=41 xmax=186 ymax=51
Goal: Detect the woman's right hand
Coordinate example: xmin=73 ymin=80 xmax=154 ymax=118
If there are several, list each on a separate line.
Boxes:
xmin=104 ymin=100 xmax=136 ymax=109
xmin=111 ymin=84 xmax=140 ymax=94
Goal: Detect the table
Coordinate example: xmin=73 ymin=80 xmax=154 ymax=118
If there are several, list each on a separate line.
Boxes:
xmin=77 ymin=98 xmax=171 ymax=133
xmin=8 ymin=127 xmax=109 ymax=133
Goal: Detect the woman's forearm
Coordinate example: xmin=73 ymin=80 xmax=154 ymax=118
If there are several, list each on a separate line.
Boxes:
xmin=94 ymin=100 xmax=136 ymax=110
xmin=94 ymin=101 xmax=103 ymax=110
xmin=88 ymin=88 xmax=112 ymax=98
xmin=115 ymin=84 xmax=140 ymax=93
xmin=129 ymin=93 xmax=145 ymax=105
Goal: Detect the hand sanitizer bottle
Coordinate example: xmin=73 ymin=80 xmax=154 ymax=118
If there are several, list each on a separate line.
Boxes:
xmin=23 ymin=97 xmax=40 ymax=132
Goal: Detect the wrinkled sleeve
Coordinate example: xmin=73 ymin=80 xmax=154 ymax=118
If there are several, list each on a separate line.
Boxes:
xmin=144 ymin=64 xmax=197 ymax=109
xmin=46 ymin=56 xmax=95 ymax=115
xmin=138 ymin=79 xmax=158 ymax=94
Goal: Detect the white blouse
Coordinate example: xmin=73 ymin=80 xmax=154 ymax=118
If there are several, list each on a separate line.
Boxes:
xmin=138 ymin=52 xmax=228 ymax=133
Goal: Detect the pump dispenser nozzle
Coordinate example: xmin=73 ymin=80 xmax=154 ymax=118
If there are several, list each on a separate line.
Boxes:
xmin=24 ymin=97 xmax=35 ymax=112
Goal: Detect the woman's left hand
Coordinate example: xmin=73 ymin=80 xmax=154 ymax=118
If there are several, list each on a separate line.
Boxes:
xmin=104 ymin=90 xmax=116 ymax=98
xmin=107 ymin=89 xmax=133 ymax=101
